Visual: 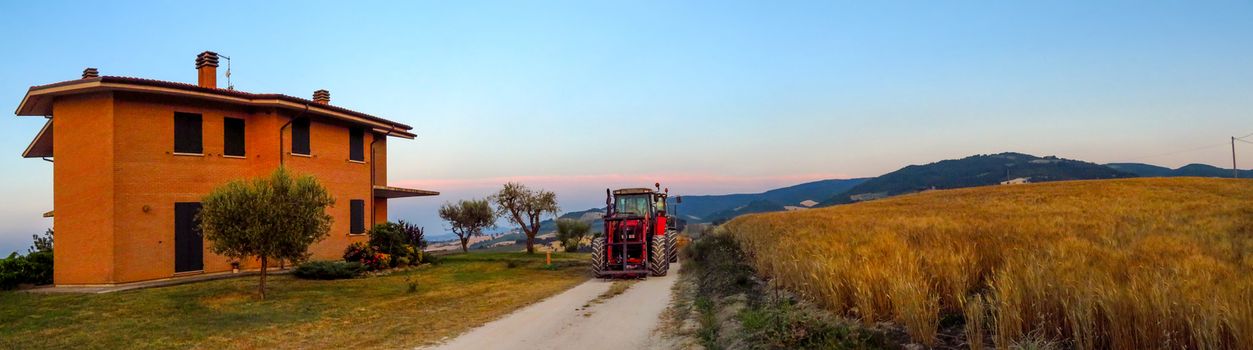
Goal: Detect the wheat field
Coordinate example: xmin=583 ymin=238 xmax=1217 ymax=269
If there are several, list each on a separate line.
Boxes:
xmin=724 ymin=177 xmax=1253 ymax=349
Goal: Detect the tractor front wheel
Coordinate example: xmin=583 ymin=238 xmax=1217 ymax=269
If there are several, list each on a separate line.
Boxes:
xmin=590 ymin=237 xmax=606 ymax=278
xmin=649 ymin=234 xmax=670 ymax=277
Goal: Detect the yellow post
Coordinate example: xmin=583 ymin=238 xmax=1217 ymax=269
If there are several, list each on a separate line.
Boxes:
xmin=546 ymin=250 xmax=552 ymax=266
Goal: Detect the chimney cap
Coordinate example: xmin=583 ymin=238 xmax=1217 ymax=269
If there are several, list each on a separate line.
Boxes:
xmin=313 ymin=89 xmax=330 ymax=104
xmin=196 ymin=51 xmax=220 ymax=68
xmin=82 ymin=67 xmax=99 ymax=79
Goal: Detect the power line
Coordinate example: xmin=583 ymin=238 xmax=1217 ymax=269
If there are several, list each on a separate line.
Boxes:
xmin=1124 ymin=142 xmax=1229 ymax=162
xmin=1233 ymin=131 xmax=1253 ymax=179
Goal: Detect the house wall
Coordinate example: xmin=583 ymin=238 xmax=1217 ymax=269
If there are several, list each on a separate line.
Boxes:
xmin=275 ymin=108 xmax=379 ymax=260
xmin=51 ymin=92 xmax=116 ymax=285
xmin=52 ymin=92 xmax=387 ymax=285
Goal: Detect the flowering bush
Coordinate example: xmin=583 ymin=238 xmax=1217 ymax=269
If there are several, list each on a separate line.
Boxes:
xmin=343 ymin=242 xmax=372 ymax=263
xmin=344 ymin=240 xmax=423 ymax=271
xmin=360 ymin=252 xmax=390 ymax=270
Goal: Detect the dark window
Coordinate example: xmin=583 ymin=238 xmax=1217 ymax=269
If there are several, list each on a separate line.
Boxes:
xmin=223 ymin=117 xmax=245 ymax=157
xmin=350 ymin=200 xmax=366 ymax=234
xmin=349 ymin=128 xmax=364 ymax=161
xmin=291 ymin=118 xmax=310 ymax=155
xmin=174 ymin=112 xmax=203 ymax=154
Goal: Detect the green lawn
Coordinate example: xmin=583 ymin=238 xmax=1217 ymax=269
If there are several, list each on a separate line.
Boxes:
xmin=0 ymin=252 xmax=590 ymax=349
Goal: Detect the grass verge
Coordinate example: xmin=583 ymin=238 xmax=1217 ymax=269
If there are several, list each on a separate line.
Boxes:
xmin=670 ymin=234 xmax=890 ymax=350
xmin=0 ymin=252 xmax=589 ymax=349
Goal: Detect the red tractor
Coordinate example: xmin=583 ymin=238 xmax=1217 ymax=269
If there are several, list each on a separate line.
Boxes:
xmin=591 ymin=184 xmax=679 ymax=278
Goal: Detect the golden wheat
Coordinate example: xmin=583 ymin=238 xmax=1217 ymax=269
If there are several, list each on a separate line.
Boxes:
xmin=724 ymin=177 xmax=1253 ymax=349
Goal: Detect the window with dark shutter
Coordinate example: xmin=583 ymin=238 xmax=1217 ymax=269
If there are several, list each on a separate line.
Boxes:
xmin=349 ymin=128 xmax=364 ymax=161
xmin=350 ymin=200 xmax=366 ymax=234
xmin=223 ymin=117 xmax=246 ymax=157
xmin=174 ymin=112 xmax=203 ymax=154
xmin=291 ymin=118 xmax=311 ymax=155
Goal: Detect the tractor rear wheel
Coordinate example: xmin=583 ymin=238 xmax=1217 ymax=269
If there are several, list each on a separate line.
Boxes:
xmin=667 ymin=231 xmax=679 ymax=263
xmin=590 ymin=237 xmax=606 ymax=278
xmin=649 ymin=234 xmax=669 ymax=276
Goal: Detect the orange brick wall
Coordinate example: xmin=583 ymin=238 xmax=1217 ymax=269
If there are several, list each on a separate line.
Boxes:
xmin=52 ymin=92 xmax=389 ymax=285
xmin=51 ymin=92 xmax=117 ymax=285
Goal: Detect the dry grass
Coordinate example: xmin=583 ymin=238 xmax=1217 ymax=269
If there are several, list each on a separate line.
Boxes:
xmin=0 ymin=252 xmax=589 ymax=349
xmin=724 ymin=177 xmax=1253 ymax=349
xmin=591 ymin=280 xmax=637 ymax=305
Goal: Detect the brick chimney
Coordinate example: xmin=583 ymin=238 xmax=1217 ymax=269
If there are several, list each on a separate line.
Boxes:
xmin=82 ymin=68 xmax=99 ymax=79
xmin=313 ymin=89 xmax=330 ymax=104
xmin=195 ymin=51 xmax=219 ymax=88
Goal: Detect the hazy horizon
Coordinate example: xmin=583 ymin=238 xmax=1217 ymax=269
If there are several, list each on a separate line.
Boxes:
xmin=2 ymin=1 xmax=1251 ymax=253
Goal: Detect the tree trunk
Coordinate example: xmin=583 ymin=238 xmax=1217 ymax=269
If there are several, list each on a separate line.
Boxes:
xmin=259 ymin=255 xmax=268 ymax=300
xmin=460 ymin=236 xmax=470 ymax=252
xmin=526 ymin=233 xmax=536 ymax=254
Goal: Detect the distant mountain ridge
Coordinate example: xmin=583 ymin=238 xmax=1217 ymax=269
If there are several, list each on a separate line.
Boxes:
xmin=703 ymin=199 xmax=788 ymax=224
xmin=1107 ymin=163 xmax=1253 ymax=178
xmin=820 ymin=152 xmax=1135 ymax=206
xmin=469 ymin=154 xmax=1249 ymax=236
xmin=666 ymin=178 xmax=868 ymax=222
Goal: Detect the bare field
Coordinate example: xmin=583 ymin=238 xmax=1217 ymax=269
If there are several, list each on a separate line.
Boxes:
xmin=725 ymin=177 xmax=1253 ymax=349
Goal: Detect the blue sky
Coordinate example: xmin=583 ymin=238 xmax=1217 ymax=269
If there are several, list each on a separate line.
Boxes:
xmin=1 ymin=1 xmax=1251 ymax=250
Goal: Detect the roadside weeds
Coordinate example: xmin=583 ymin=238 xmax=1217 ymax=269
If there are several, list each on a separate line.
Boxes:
xmin=659 ymin=233 xmax=896 ymax=350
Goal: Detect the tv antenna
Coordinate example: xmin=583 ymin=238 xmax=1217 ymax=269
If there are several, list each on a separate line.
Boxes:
xmin=220 ymin=54 xmax=234 ymax=90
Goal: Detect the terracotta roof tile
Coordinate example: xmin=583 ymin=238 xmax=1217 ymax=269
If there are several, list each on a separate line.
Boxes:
xmin=26 ymin=76 xmax=412 ymax=131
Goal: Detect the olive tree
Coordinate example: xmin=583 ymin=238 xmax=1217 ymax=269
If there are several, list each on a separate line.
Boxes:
xmin=492 ymin=182 xmax=559 ymax=254
xmin=438 ymin=199 xmax=496 ymax=253
xmin=199 ymin=167 xmax=334 ymax=299
xmin=555 ymin=219 xmax=591 ymax=252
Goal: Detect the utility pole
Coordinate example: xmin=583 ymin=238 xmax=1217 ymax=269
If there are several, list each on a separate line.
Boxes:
xmin=1234 ymin=137 xmax=1239 ymax=179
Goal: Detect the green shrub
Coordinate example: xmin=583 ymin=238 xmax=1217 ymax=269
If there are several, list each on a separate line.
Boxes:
xmin=368 ymin=222 xmax=408 ymax=257
xmin=293 ymin=261 xmax=365 ymax=280
xmin=21 ymin=251 xmax=52 ymax=285
xmin=0 ymin=251 xmax=54 ymax=290
xmin=0 ymin=254 xmax=24 ymax=290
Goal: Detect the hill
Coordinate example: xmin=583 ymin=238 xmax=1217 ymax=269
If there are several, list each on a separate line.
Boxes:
xmin=725 ymin=177 xmax=1253 ymax=348
xmin=1108 ymin=162 xmax=1253 ymax=178
xmin=821 ymin=152 xmax=1134 ymax=205
xmin=702 ymin=199 xmax=787 ymax=225
xmin=670 ymin=178 xmax=868 ymax=221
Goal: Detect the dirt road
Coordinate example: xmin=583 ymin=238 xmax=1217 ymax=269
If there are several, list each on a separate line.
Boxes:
xmin=423 ymin=265 xmax=680 ymax=350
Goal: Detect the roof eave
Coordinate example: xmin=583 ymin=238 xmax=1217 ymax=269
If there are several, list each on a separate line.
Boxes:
xmin=22 ymin=119 xmax=53 ymax=158
xmin=14 ymin=79 xmax=416 ymax=139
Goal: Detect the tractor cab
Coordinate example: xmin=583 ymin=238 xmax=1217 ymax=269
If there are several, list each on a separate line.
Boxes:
xmin=592 ymin=184 xmax=677 ymax=278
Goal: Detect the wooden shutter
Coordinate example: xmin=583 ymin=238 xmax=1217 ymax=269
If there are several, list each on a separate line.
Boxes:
xmin=223 ymin=117 xmax=246 ymax=157
xmin=350 ymin=200 xmax=366 ymax=234
xmin=174 ymin=112 xmax=203 ymax=154
xmin=349 ymin=128 xmax=364 ymax=161
xmin=291 ymin=118 xmax=311 ymax=155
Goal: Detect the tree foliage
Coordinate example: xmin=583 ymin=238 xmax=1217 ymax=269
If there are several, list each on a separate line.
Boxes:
xmin=29 ymin=228 xmax=53 ymax=254
xmin=396 ymin=220 xmax=427 ymax=249
xmin=491 ymin=182 xmax=559 ymax=254
xmin=555 ymin=219 xmax=591 ymax=252
xmin=199 ymin=167 xmax=334 ymax=299
xmin=438 ymin=199 xmax=497 ymax=252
